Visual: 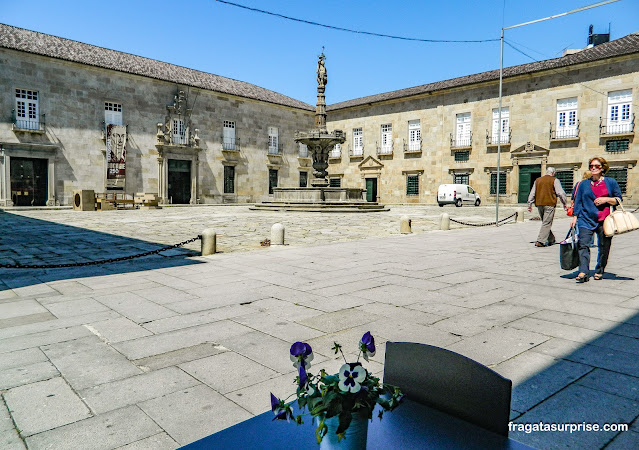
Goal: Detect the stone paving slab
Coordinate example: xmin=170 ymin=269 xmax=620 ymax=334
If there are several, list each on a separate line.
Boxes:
xmin=115 ymin=433 xmax=178 ymax=450
xmin=4 ymin=377 xmax=92 ymax=437
xmin=78 ymin=367 xmax=200 ymax=414
xmin=138 ymin=385 xmax=252 ymax=446
xmin=0 ymin=361 xmax=60 ymax=390
xmin=41 ymin=336 xmax=142 ymax=390
xmin=25 ymin=406 xmax=162 ymax=450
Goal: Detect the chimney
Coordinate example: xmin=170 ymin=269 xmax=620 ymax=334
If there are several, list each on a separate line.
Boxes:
xmin=588 ymin=24 xmax=610 ymax=47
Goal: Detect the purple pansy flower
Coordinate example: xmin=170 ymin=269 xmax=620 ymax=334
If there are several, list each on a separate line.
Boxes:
xmin=290 ymin=341 xmax=314 ymax=369
xmin=360 ymin=331 xmax=376 ymax=360
xmin=338 ymin=363 xmax=367 ymax=393
xmin=270 ymin=393 xmax=292 ymax=421
xmin=298 ymin=364 xmax=308 ymax=387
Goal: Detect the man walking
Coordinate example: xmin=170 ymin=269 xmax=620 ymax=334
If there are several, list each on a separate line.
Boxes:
xmin=527 ymin=167 xmax=568 ymax=247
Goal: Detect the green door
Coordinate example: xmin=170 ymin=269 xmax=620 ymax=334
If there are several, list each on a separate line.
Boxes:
xmin=518 ymin=165 xmax=542 ymax=203
xmin=366 ymin=178 xmax=377 ymax=202
xmin=168 ymin=159 xmax=191 ymax=204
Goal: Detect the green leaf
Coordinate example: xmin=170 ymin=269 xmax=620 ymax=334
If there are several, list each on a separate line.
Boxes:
xmin=315 ymin=420 xmax=327 ymax=444
xmin=332 ymin=342 xmax=342 ymax=354
xmin=295 ymin=415 xmax=304 ymax=425
xmin=336 ymin=410 xmax=353 ymax=435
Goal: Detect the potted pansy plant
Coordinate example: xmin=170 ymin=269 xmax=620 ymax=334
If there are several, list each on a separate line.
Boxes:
xmin=270 ymin=332 xmax=402 ymax=449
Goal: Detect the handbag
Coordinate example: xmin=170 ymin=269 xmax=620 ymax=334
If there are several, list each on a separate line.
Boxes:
xmin=559 ymin=227 xmax=580 ymax=271
xmin=603 ymin=198 xmax=639 ymax=237
xmin=566 ymin=181 xmax=580 ymax=216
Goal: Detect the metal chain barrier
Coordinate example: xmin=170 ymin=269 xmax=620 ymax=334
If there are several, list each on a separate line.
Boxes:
xmin=449 ymin=212 xmax=518 ymax=227
xmin=0 ymin=235 xmax=201 ymax=270
xmin=631 ymin=205 xmax=639 ymax=214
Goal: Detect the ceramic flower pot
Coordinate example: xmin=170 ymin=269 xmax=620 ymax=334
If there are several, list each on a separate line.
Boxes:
xmin=320 ymin=412 xmax=369 ymax=450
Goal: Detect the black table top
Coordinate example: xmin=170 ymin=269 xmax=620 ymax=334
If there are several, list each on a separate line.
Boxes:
xmin=180 ymin=399 xmax=534 ymax=449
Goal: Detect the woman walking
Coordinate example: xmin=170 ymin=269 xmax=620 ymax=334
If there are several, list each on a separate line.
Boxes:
xmin=570 ymin=157 xmax=623 ymax=283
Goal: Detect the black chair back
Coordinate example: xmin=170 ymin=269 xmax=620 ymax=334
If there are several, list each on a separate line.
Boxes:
xmin=383 ymin=342 xmax=512 ymax=436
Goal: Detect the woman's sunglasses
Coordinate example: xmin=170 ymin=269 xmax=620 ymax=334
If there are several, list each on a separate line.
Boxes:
xmin=589 ymin=164 xmax=602 ymax=169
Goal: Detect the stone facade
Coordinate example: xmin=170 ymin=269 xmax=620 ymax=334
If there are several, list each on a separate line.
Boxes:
xmin=0 ymin=29 xmax=314 ymax=206
xmin=327 ymin=45 xmax=639 ymax=204
xmin=1 ymin=24 xmax=637 ymax=207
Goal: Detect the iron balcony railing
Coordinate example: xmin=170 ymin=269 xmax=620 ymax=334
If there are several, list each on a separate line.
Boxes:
xmin=349 ymin=144 xmax=364 ymax=157
xmin=222 ymin=137 xmax=241 ymax=152
xmin=600 ymin=114 xmax=635 ymax=135
xmin=268 ymin=143 xmax=283 ymax=155
xmin=450 ymin=132 xmax=472 ymax=149
xmin=486 ymin=128 xmax=511 ymax=145
xmin=403 ymin=138 xmax=422 ymax=153
xmin=12 ymin=109 xmax=46 ymax=131
xmin=550 ymin=121 xmax=580 ymax=140
xmin=376 ymin=142 xmax=393 ymax=155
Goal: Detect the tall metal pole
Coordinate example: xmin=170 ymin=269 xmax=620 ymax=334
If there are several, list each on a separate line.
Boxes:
xmin=495 ymin=0 xmax=619 ymax=226
xmin=496 ymin=28 xmax=504 ymax=226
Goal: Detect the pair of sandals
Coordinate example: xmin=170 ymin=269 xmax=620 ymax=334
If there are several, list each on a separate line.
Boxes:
xmin=576 ymin=273 xmax=603 ymax=283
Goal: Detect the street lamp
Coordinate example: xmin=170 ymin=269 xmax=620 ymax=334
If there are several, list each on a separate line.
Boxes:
xmin=495 ymin=0 xmax=619 ymax=225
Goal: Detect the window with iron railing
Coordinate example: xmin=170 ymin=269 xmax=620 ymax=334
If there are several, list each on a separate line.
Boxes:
xmin=490 ymin=172 xmax=506 ymax=195
xmin=352 ymin=128 xmax=363 ymax=156
xmin=454 ymin=151 xmax=470 ymax=162
xmin=603 ymin=90 xmax=633 ymax=135
xmin=172 ymin=119 xmax=187 ymax=145
xmin=379 ymin=124 xmax=393 ymax=154
xmin=554 ymin=98 xmax=578 ymax=139
xmin=555 ymin=171 xmax=574 ymax=194
xmin=224 ymin=165 xmax=235 ymax=194
xmin=406 ymin=175 xmax=419 ymax=196
xmin=550 ymin=120 xmax=580 ymax=140
xmin=607 ymin=168 xmax=627 ymax=194
xmin=299 ymin=143 xmax=309 ymax=158
xmin=330 ymin=144 xmax=341 ymax=158
xmin=454 ymin=174 xmax=469 ymax=185
xmin=14 ymin=89 xmax=44 ymax=131
xmin=268 ymin=127 xmax=280 ymax=154
xmin=407 ymin=120 xmax=421 ymax=152
xmin=223 ymin=121 xmax=239 ymax=151
xmin=329 ymin=178 xmax=341 ymax=188
xmin=606 ymin=139 xmax=630 ymax=153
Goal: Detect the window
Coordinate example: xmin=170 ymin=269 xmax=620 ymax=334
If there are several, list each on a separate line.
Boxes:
xmin=15 ymin=89 xmax=39 ymax=130
xmin=223 ymin=121 xmax=236 ymax=150
xmin=352 ymin=128 xmax=363 ymax=156
xmin=608 ymin=90 xmax=633 ymax=134
xmin=172 ymin=118 xmax=186 ymax=145
xmin=555 ymin=170 xmax=574 ymax=194
xmin=454 ymin=174 xmax=469 ymax=185
xmin=269 ymin=169 xmax=278 ymax=194
xmin=268 ymin=127 xmax=279 ymax=154
xmin=380 ymin=124 xmax=392 ymax=154
xmin=556 ymin=98 xmax=578 ymax=138
xmin=491 ymin=108 xmax=509 ymax=144
xmin=298 ymin=143 xmax=309 ymax=158
xmin=329 ymin=178 xmax=341 ymax=188
xmin=406 ymin=175 xmax=419 ymax=196
xmin=607 ymin=168 xmax=627 ymax=194
xmin=454 ymin=151 xmax=470 ymax=162
xmin=299 ymin=171 xmax=308 ymax=188
xmin=606 ymin=139 xmax=630 ymax=153
xmin=105 ymin=102 xmax=123 ymax=125
xmin=224 ymin=165 xmax=235 ymax=194
xmin=490 ymin=172 xmax=506 ymax=195
xmin=408 ymin=120 xmax=421 ymax=151
xmin=455 ymin=113 xmax=471 ymax=147
xmin=330 ymin=143 xmax=341 ymax=158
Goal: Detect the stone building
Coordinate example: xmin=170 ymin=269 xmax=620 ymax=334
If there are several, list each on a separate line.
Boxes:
xmin=0 ymin=23 xmax=637 ymax=207
xmin=0 ymin=24 xmax=315 ymax=207
xmin=326 ymin=32 xmax=638 ymax=204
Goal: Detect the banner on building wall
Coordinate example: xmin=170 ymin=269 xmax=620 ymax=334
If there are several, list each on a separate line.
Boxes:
xmin=106 ymin=124 xmax=127 ymax=188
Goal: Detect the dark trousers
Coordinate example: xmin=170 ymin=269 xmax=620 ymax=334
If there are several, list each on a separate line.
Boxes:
xmin=578 ymin=222 xmax=613 ymax=275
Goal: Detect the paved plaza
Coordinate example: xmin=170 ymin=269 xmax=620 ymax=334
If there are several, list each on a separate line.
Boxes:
xmin=1 ymin=205 xmax=639 ymax=449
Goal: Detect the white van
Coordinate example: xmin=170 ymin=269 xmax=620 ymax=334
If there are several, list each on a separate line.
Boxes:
xmin=437 ymin=184 xmax=481 ymax=207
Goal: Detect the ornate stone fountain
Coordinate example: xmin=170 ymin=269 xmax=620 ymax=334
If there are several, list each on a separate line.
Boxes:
xmin=252 ymin=51 xmax=387 ymax=212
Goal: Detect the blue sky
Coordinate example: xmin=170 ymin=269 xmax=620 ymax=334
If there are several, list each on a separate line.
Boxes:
xmin=1 ymin=0 xmax=637 ymax=105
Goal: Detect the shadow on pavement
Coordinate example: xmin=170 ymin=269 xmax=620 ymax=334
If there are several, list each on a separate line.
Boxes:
xmin=0 ymin=210 xmax=203 ymax=291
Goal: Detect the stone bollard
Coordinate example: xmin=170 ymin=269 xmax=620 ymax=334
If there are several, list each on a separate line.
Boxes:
xmin=517 ymin=207 xmax=525 ymax=223
xmin=271 ymin=223 xmax=285 ymax=245
xmin=440 ymin=213 xmax=450 ymax=231
xmin=201 ymin=229 xmax=216 ymax=256
xmin=400 ymin=215 xmax=412 ymax=234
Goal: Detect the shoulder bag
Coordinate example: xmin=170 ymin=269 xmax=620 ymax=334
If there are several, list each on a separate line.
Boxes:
xmin=559 ymin=227 xmax=579 ymax=270
xmin=603 ymin=198 xmax=639 ymax=237
xmin=566 ymin=181 xmax=580 ymax=216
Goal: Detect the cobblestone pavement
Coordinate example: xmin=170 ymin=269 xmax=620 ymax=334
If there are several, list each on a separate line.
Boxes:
xmin=0 ymin=205 xmax=523 ymax=266
xmin=1 ymin=206 xmax=639 ymax=449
